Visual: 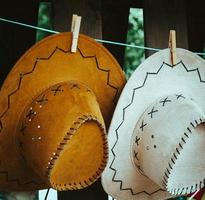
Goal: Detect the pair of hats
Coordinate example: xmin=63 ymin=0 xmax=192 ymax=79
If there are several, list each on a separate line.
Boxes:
xmin=102 ymin=48 xmax=205 ymax=199
xmin=0 ymin=33 xmax=126 ymax=191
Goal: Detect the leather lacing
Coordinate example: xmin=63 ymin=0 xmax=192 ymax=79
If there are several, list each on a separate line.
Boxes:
xmin=163 ymin=118 xmax=205 ymax=195
xmin=46 ymin=113 xmax=108 ymax=191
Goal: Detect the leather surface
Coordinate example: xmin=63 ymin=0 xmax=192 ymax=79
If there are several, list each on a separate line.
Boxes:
xmin=18 ymin=81 xmax=107 ymax=191
xmin=0 ymin=33 xmax=126 ymax=191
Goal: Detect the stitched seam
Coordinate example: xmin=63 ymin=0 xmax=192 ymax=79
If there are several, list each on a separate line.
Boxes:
xmin=46 ymin=114 xmax=108 ymax=191
xmin=163 ymin=118 xmax=205 ymax=195
xmin=109 ymin=61 xmax=205 ymax=196
xmin=0 ymin=33 xmax=124 ymax=133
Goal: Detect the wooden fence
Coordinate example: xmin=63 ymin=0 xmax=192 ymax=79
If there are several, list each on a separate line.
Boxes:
xmin=0 ymin=0 xmax=205 ymax=199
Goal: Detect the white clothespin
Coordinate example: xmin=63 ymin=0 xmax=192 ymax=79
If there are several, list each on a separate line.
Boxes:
xmin=168 ymin=30 xmax=177 ymax=66
xmin=71 ymin=14 xmax=81 ymax=53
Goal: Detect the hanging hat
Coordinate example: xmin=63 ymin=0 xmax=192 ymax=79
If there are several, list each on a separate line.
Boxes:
xmin=0 ymin=33 xmax=126 ymax=191
xmin=102 ymin=48 xmax=205 ymax=200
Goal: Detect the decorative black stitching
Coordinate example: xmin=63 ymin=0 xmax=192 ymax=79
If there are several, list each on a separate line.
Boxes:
xmin=179 ymin=143 xmax=183 ymax=149
xmin=70 ymin=83 xmax=80 ymax=90
xmin=47 ymin=114 xmax=107 ymax=191
xmin=0 ymin=44 xmax=120 ymax=141
xmin=44 ymin=189 xmax=50 ymax=200
xmin=176 ymin=94 xmax=185 ymax=99
xmin=164 ymin=172 xmax=169 ymax=179
xmin=171 ymin=158 xmax=175 ymax=164
xmin=191 ymin=185 xmax=193 ymax=192
xmin=163 ymin=176 xmax=167 ymax=183
xmin=51 ymin=85 xmax=63 ymax=96
xmin=148 ymin=107 xmax=158 ymax=118
xmin=109 ymin=61 xmax=205 ymax=196
xmin=200 ymin=181 xmax=202 ymax=188
xmin=177 ymin=188 xmax=180 ymax=194
xmin=160 ymin=97 xmax=171 ymax=106
xmin=84 ymin=180 xmax=89 ymax=186
xmin=135 ymin=136 xmax=140 ymax=146
xmin=162 ymin=180 xmax=167 ymax=187
xmin=168 ymin=163 xmax=173 ymax=170
xmin=36 ymin=94 xmax=48 ymax=105
xmin=140 ymin=120 xmax=147 ymax=131
xmin=176 ymin=148 xmax=180 ymax=154
xmin=190 ymin=122 xmax=195 ymax=128
xmin=181 ymin=137 xmax=186 ymax=143
xmin=78 ymin=48 xmax=119 ymax=103
xmin=134 ymin=151 xmax=139 ymax=160
xmin=26 ymin=110 xmax=35 ymax=120
xmin=187 ymin=127 xmax=192 ymax=133
xmin=180 ymin=188 xmax=184 ymax=195
xmin=164 ymin=123 xmax=205 ymax=195
xmin=184 ymin=133 xmax=189 ymax=138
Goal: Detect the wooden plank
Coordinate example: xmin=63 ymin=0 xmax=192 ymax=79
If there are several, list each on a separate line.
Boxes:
xmin=58 ymin=179 xmax=107 ymax=200
xmin=0 ymin=2 xmax=39 ymax=198
xmin=143 ymin=0 xmax=188 ymax=57
xmin=53 ymin=0 xmax=130 ymax=67
xmin=102 ymin=0 xmax=130 ymax=67
xmin=0 ymin=1 xmax=39 ymax=86
xmin=187 ymin=0 xmax=205 ymax=53
xmin=53 ymin=0 xmax=102 ymax=39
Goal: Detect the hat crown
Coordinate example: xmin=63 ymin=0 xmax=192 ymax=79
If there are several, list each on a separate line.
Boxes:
xmin=132 ymin=94 xmax=205 ymax=194
xmin=17 ymin=81 xmax=108 ymax=190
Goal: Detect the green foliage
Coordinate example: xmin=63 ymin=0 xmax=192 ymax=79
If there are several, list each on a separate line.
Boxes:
xmin=36 ymin=2 xmax=53 ymax=42
xmin=124 ymin=8 xmax=145 ymax=79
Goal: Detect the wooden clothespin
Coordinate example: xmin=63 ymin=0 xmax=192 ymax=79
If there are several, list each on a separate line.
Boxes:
xmin=71 ymin=14 xmax=81 ymax=53
xmin=168 ymin=30 xmax=177 ymax=66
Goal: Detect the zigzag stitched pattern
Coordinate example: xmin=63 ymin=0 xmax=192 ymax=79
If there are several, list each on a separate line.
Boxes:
xmin=109 ymin=60 xmax=205 ymax=196
xmin=0 ymin=46 xmax=119 ymax=132
xmin=0 ymin=46 xmax=119 ymax=186
xmin=78 ymin=48 xmax=119 ymax=103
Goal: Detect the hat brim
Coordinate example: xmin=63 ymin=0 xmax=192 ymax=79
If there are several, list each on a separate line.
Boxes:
xmin=0 ymin=33 xmax=125 ymax=191
xmin=102 ymin=48 xmax=205 ymax=199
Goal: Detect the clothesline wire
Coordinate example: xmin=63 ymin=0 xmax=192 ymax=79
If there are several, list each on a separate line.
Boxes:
xmin=0 ymin=17 xmax=205 ymax=56
xmin=0 ymin=17 xmax=203 ymax=200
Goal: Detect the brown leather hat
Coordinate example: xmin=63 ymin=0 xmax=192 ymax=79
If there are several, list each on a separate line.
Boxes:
xmin=0 ymin=33 xmax=126 ymax=191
